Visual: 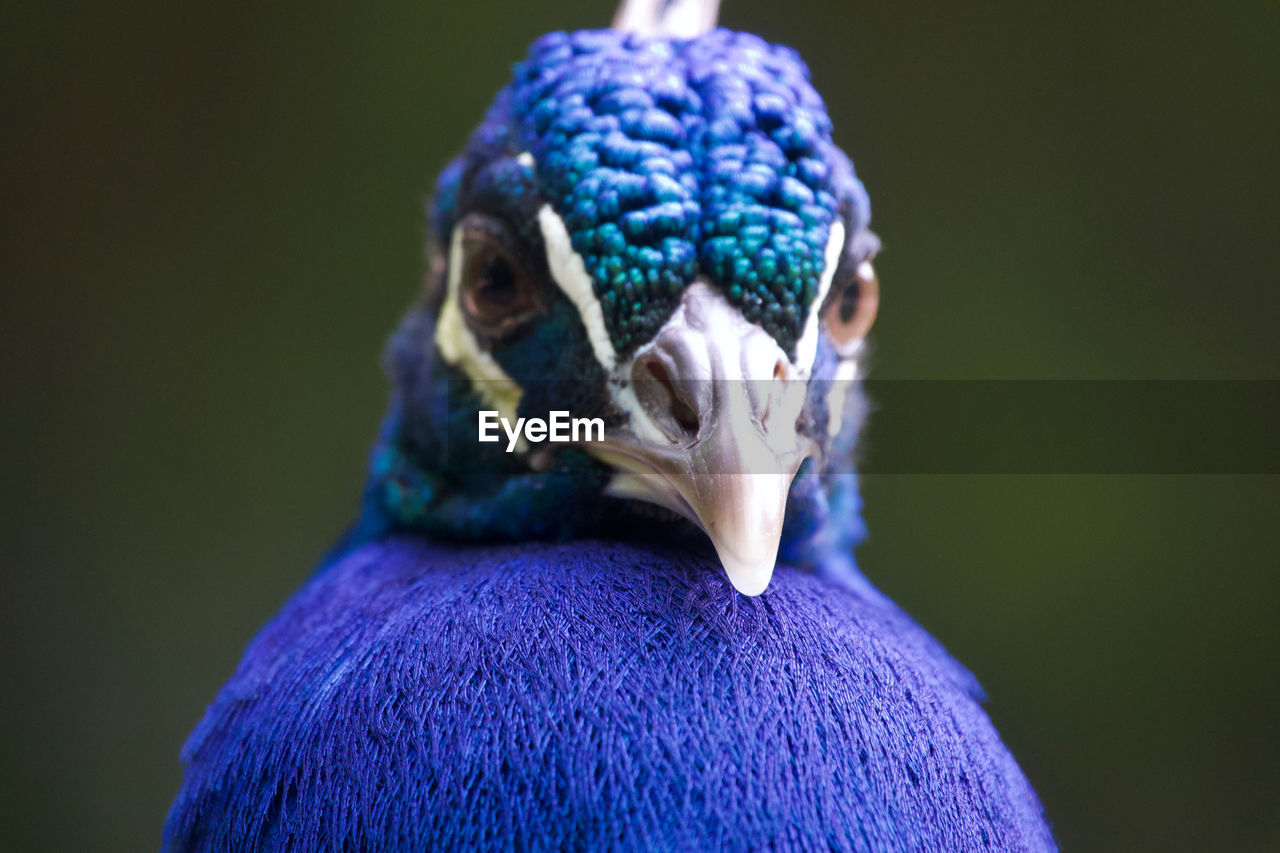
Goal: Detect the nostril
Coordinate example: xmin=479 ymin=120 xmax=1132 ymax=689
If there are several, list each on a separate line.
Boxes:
xmin=670 ymin=396 xmax=700 ymax=436
xmin=637 ymin=357 xmax=700 ymax=438
xmin=773 ymin=359 xmax=787 ymax=381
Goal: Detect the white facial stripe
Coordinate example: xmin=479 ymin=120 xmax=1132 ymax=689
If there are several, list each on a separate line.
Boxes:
xmin=516 ymin=151 xmax=536 ymax=170
xmin=826 ymin=355 xmax=860 ymax=439
xmin=537 ymin=205 xmax=618 ymax=371
xmin=435 ymin=226 xmax=524 ymax=428
xmin=794 ymin=220 xmax=846 ymax=376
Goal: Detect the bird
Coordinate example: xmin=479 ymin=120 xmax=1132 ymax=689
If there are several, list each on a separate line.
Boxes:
xmin=164 ymin=1 xmax=1055 ymax=849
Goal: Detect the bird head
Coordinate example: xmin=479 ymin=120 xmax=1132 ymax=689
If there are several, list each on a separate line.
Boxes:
xmin=364 ymin=1 xmax=880 ymax=596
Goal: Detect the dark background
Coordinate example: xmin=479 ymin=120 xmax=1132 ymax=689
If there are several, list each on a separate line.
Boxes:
xmin=3 ymin=1 xmax=1278 ymax=849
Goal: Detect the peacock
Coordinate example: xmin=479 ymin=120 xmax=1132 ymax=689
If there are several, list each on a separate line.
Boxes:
xmin=164 ymin=1 xmax=1055 ymax=849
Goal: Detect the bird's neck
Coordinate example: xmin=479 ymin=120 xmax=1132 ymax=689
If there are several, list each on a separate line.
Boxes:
xmin=345 ymin=412 xmax=870 ymax=593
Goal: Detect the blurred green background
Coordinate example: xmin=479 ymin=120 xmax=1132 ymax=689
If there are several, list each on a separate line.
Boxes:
xmin=3 ymin=1 xmax=1278 ymax=849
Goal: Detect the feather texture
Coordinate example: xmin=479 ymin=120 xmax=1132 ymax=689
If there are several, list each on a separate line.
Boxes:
xmin=164 ymin=538 xmax=1054 ymax=851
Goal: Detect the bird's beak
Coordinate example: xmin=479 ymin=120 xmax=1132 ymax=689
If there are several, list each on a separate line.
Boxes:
xmin=587 ymin=283 xmax=817 ymax=595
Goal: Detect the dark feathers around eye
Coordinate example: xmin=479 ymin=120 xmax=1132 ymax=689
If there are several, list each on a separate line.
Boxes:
xmin=381 ymin=138 xmax=614 ymax=503
xmin=422 ymin=99 xmax=548 ymax=311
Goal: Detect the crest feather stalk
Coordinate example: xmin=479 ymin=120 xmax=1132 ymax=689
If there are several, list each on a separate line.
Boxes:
xmin=612 ymin=0 xmax=720 ymax=37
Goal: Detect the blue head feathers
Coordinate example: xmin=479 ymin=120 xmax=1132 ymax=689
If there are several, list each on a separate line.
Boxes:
xmin=362 ymin=24 xmax=882 ymax=595
xmin=435 ymin=28 xmax=871 ymax=357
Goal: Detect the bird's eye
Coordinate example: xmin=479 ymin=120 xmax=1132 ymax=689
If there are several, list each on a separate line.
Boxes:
xmin=458 ymin=217 xmax=541 ymax=338
xmin=824 ymin=259 xmax=879 ymax=355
